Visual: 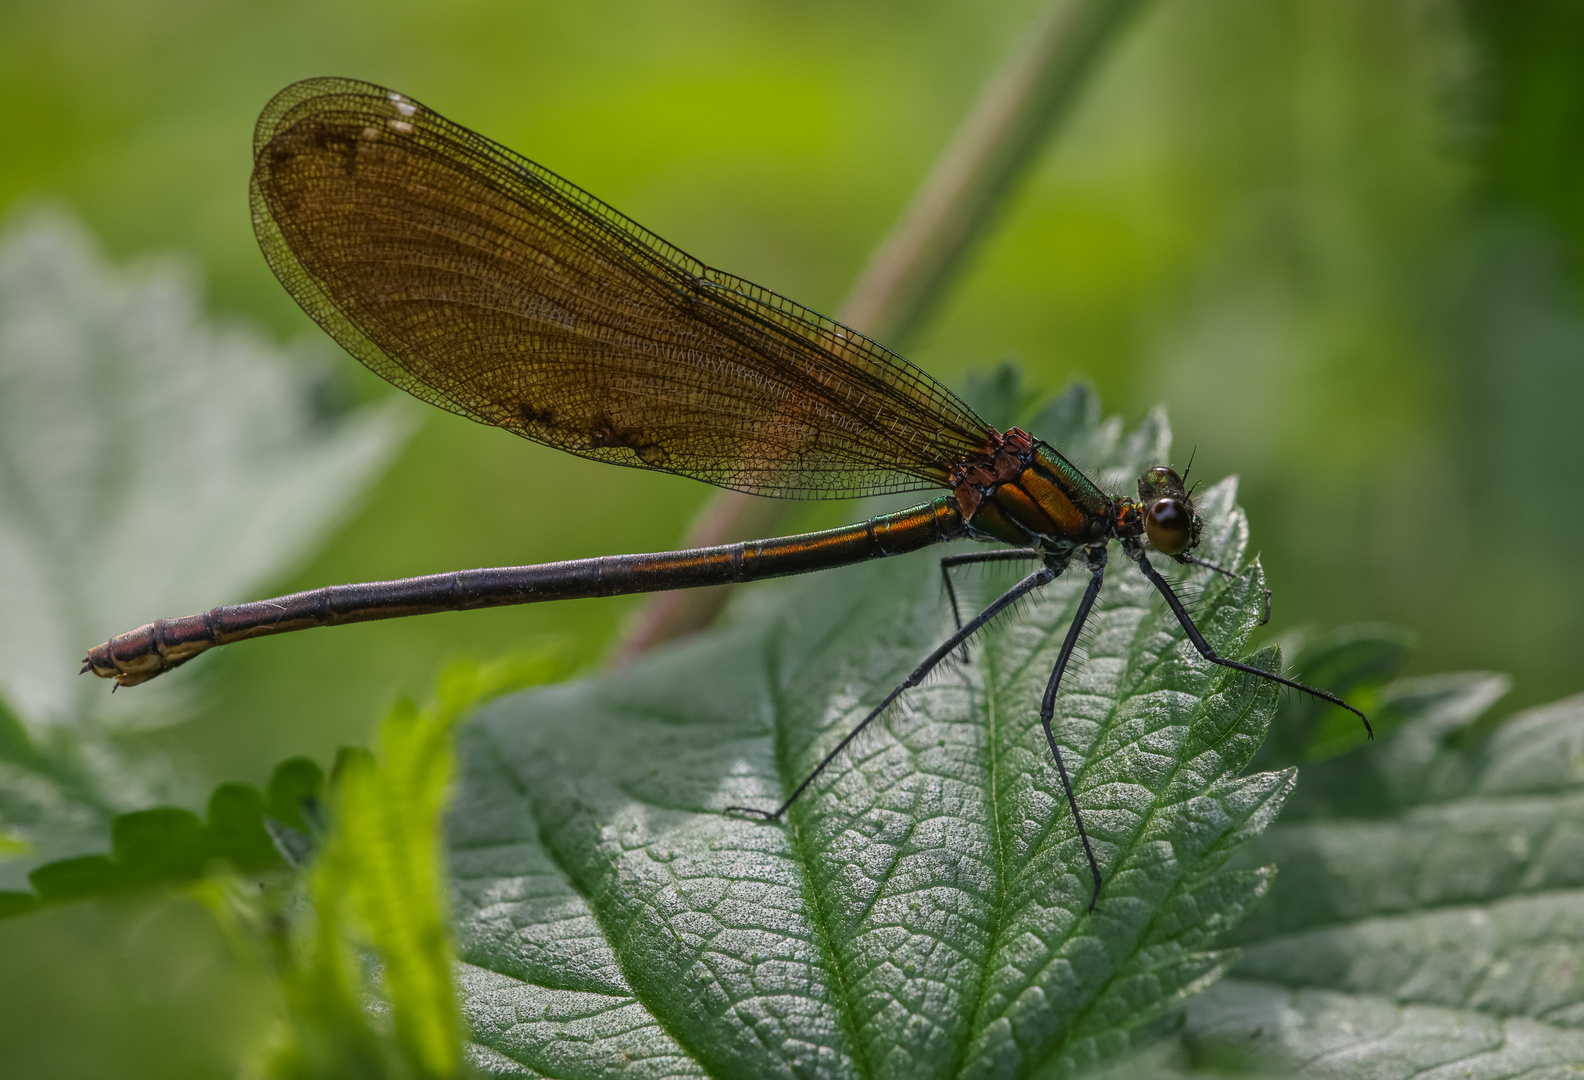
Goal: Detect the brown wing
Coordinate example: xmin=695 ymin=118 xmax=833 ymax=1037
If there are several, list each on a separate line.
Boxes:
xmin=250 ymin=78 xmax=993 ymax=499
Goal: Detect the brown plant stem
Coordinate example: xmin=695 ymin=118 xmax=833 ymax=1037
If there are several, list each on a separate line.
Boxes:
xmin=610 ymin=0 xmax=1149 ymax=664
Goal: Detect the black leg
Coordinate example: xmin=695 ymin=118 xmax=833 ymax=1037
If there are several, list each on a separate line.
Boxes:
xmin=1179 ymin=552 xmax=1271 ymax=626
xmin=939 ymin=548 xmax=1043 ymax=660
xmin=727 ymin=563 xmax=1057 ymax=821
xmin=1039 ymin=546 xmax=1107 ymax=912
xmin=1131 ymin=548 xmax=1372 ymax=738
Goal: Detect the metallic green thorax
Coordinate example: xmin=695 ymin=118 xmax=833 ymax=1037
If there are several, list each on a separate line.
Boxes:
xmin=951 ymin=427 xmax=1199 ymax=562
xmin=952 ymin=428 xmax=1111 ymax=549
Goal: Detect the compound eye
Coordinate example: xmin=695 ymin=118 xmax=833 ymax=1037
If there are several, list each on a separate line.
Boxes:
xmin=1144 ymin=466 xmax=1183 ymax=490
xmin=1137 ymin=465 xmax=1186 ymax=501
xmin=1145 ymin=497 xmax=1192 ymax=555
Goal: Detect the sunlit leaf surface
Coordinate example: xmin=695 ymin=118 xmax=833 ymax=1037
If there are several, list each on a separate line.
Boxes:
xmin=1148 ymin=639 xmax=1584 ymax=1078
xmin=449 ymin=390 xmax=1294 ymax=1078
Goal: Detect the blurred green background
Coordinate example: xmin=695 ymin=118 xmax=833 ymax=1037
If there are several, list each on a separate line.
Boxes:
xmin=3 ymin=0 xmax=1581 ymax=788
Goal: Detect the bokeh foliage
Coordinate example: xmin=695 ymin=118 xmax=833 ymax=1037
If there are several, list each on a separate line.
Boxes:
xmin=3 ymin=1 xmax=1583 ymax=1076
xmin=450 ymin=387 xmax=1286 ymax=1079
xmin=5 ymin=375 xmax=1579 ymax=1078
xmin=2 ymin=0 xmax=1580 ymax=787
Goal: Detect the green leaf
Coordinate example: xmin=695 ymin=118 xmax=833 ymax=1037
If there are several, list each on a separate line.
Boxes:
xmin=268 ymin=757 xmax=329 ymax=834
xmin=209 ymin=781 xmax=291 ymax=875
xmin=450 ymin=389 xmax=1296 ymax=1079
xmin=0 ymin=205 xmax=415 ymax=892
xmin=1250 ymin=624 xmax=1415 ymax=769
xmin=272 ymin=650 xmax=566 ymax=1080
xmin=0 ymin=687 xmax=198 ymax=892
xmin=28 ymin=853 xmax=120 ymax=903
xmin=0 ymin=205 xmax=414 ymax=730
xmin=330 ymin=694 xmax=470 ymax=1077
xmin=112 ymin=807 xmax=210 ymax=885
xmin=0 ymin=890 xmax=39 ymax=918
xmin=1164 ymin=636 xmax=1584 ymax=1077
xmin=8 ymin=763 xmax=301 ymax=913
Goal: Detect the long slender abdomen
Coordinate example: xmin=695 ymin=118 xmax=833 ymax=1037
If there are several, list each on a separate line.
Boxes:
xmin=83 ymin=497 xmax=965 ymax=687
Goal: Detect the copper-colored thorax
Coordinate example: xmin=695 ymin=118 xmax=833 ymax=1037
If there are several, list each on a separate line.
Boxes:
xmin=950 ymin=427 xmax=1114 ymax=548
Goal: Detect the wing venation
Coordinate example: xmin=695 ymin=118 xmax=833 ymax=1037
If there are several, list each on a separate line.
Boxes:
xmin=250 ymin=77 xmax=992 ymax=499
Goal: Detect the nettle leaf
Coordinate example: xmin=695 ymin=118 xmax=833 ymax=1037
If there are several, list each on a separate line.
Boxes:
xmin=269 ymin=650 xmax=567 ymax=1080
xmin=0 ymin=689 xmax=200 ymax=891
xmin=1171 ymin=631 xmax=1584 ymax=1078
xmin=0 ymin=204 xmax=413 ymax=729
xmin=0 ymin=205 xmax=413 ymax=889
xmin=0 ymin=756 xmax=324 ymax=915
xmin=449 ymin=387 xmax=1295 ymax=1079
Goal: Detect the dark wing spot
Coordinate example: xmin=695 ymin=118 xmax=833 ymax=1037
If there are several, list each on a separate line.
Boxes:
xmin=511 ymin=402 xmax=555 ymax=429
xmin=587 ymin=415 xmax=667 ymax=465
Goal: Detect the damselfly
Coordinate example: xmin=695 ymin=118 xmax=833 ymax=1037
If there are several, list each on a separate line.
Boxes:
xmin=84 ymin=79 xmax=1368 ymax=908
